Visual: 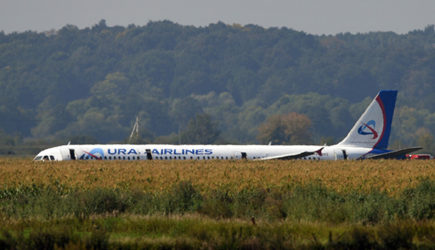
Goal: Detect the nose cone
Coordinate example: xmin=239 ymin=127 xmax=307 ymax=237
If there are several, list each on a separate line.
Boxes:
xmin=33 ymin=147 xmax=63 ymax=161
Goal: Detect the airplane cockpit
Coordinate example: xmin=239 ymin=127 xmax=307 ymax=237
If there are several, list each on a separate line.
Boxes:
xmin=33 ymin=146 xmax=65 ymax=161
xmin=33 ymin=155 xmax=55 ymax=161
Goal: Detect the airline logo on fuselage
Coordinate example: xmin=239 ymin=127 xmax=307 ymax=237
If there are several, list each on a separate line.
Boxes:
xmin=108 ymin=148 xmax=212 ymax=155
xmin=357 ymin=120 xmax=378 ymax=139
xmin=151 ymin=148 xmax=212 ymax=155
xmin=80 ymin=147 xmax=213 ymax=158
xmin=80 ymin=148 xmax=105 ymax=159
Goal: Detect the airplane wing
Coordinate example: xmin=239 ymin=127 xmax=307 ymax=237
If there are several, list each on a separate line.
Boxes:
xmin=257 ymin=147 xmax=324 ymax=160
xmin=365 ymin=147 xmax=422 ymax=159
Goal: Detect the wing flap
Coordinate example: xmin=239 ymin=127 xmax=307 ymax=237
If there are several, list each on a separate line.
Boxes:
xmin=366 ymin=147 xmax=422 ymax=159
xmin=257 ymin=147 xmax=324 ymax=160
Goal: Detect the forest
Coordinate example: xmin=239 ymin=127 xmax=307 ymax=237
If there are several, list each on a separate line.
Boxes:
xmin=1 ymin=20 xmax=435 ymax=153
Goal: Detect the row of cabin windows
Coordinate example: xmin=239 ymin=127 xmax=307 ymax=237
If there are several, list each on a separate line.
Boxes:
xmin=155 ymin=156 xmax=234 ymax=160
xmin=43 ymin=155 xmax=318 ymax=161
xmin=83 ymin=156 xmax=142 ymax=160
xmin=303 ymin=157 xmax=320 ymax=160
xmin=82 ymin=155 xmax=243 ymax=160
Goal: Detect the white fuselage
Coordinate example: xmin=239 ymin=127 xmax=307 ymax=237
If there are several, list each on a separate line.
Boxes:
xmin=33 ymin=90 xmax=401 ymax=162
xmin=34 ymin=144 xmax=374 ymax=161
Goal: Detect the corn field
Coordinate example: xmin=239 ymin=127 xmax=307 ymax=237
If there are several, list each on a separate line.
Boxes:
xmin=1 ymin=158 xmax=433 ymax=195
xmin=0 ymin=158 xmax=434 ymax=248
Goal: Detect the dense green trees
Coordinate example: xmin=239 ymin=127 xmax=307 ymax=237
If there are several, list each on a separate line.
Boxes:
xmin=0 ymin=21 xmax=435 ymax=150
xmin=257 ymin=113 xmax=312 ymax=145
xmin=180 ymin=114 xmax=220 ymax=144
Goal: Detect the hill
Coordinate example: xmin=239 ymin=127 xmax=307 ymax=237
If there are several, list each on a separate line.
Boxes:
xmin=1 ymin=20 xmax=435 ymax=151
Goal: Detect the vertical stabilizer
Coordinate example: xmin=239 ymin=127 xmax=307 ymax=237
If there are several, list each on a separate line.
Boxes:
xmin=338 ymin=90 xmax=397 ymax=149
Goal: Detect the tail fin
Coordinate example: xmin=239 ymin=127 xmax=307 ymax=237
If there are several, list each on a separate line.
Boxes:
xmin=338 ymin=90 xmax=397 ymax=149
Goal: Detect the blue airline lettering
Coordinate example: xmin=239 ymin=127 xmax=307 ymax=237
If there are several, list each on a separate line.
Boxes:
xmin=149 ymin=148 xmax=213 ymax=155
xmin=107 ymin=148 xmax=138 ymax=155
xmin=128 ymin=149 xmax=138 ymax=155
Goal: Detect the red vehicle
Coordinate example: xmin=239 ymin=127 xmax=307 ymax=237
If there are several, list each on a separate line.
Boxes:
xmin=406 ymin=154 xmax=433 ymax=160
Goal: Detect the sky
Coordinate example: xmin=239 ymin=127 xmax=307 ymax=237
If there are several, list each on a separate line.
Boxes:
xmin=1 ymin=0 xmax=435 ymax=35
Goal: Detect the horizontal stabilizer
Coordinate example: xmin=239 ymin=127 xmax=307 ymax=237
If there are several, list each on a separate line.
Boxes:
xmin=365 ymin=147 xmax=422 ymax=159
xmin=257 ymin=147 xmax=324 ymax=160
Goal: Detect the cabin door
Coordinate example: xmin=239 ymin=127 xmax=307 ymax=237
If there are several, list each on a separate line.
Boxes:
xmin=69 ymin=149 xmax=76 ymax=160
xmin=146 ymin=149 xmax=153 ymax=160
xmin=334 ymin=149 xmax=348 ymax=160
xmin=241 ymin=152 xmax=247 ymax=160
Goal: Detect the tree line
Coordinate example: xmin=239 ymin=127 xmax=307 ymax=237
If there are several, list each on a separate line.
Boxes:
xmin=0 ymin=20 xmax=435 ymax=152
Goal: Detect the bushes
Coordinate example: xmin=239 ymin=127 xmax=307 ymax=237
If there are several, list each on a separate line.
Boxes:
xmin=1 ymin=180 xmax=433 ymax=223
xmin=1 ymin=217 xmax=433 ymax=249
xmin=0 ymin=227 xmax=109 ymax=250
xmin=0 ymin=180 xmax=433 ymax=248
xmin=402 ymin=179 xmax=435 ymax=220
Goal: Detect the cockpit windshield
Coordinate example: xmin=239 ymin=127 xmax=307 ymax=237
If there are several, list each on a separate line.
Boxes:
xmin=33 ymin=155 xmax=54 ymax=161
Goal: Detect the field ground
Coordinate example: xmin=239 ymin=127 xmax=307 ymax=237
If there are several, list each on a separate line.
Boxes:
xmin=1 ymin=158 xmax=434 ymax=194
xmin=0 ymin=158 xmax=434 ymax=248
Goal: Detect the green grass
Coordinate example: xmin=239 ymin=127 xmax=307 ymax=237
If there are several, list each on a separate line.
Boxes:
xmin=1 ymin=215 xmax=434 ymax=249
xmin=1 ymin=180 xmax=433 ymax=223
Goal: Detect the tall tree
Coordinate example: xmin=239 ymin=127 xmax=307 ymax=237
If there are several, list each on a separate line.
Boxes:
xmin=180 ymin=114 xmax=220 ymax=144
xmin=257 ymin=112 xmax=312 ymax=145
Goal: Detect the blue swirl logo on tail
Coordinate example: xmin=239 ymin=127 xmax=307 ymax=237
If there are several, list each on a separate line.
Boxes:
xmin=358 ymin=120 xmax=378 ymax=139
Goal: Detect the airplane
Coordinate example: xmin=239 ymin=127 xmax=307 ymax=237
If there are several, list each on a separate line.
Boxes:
xmin=33 ymin=90 xmax=421 ymax=161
